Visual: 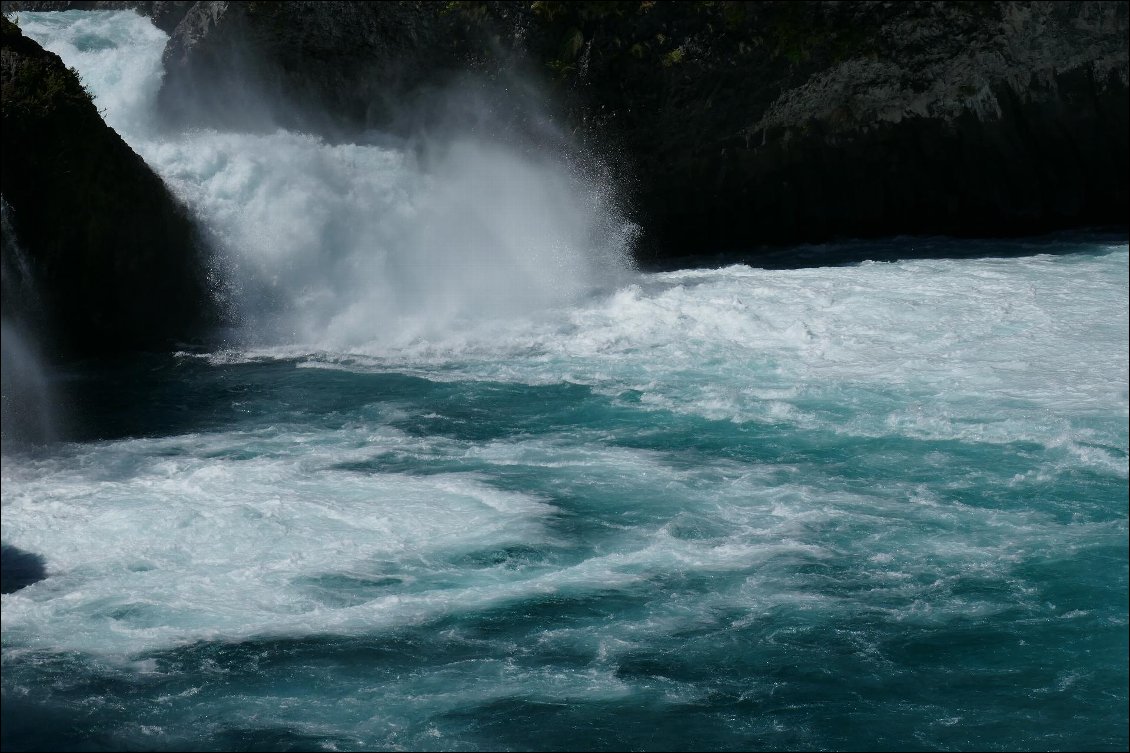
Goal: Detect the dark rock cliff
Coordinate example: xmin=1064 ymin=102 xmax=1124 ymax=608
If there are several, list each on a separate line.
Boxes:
xmin=156 ymin=1 xmax=494 ymax=135
xmin=485 ymin=1 xmax=1129 ymax=258
xmin=6 ymin=1 xmax=1129 ymax=260
xmin=155 ymin=0 xmax=1130 ymax=258
xmin=1 ymin=15 xmax=213 ymax=358
xmin=596 ymin=1 xmax=1129 ymax=257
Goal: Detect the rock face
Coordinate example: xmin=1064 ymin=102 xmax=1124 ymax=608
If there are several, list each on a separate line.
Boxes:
xmin=6 ymin=1 xmax=1129 ymax=260
xmin=1 ymin=15 xmax=213 ymax=358
xmin=504 ymin=1 xmax=1130 ymax=257
xmin=156 ymin=1 xmax=507 ymax=135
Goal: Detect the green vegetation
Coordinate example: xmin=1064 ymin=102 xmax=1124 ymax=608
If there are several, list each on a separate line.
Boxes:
xmin=2 ymin=16 xmax=97 ymax=119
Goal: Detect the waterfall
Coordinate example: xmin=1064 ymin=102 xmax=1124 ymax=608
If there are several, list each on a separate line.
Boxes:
xmin=15 ymin=10 xmax=637 ymax=352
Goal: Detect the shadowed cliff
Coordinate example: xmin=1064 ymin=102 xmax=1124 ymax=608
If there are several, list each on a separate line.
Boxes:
xmin=1 ymin=14 xmax=215 ymax=359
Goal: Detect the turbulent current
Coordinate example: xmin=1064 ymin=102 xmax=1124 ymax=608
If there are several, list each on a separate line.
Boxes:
xmin=3 ymin=10 xmax=1128 ymax=752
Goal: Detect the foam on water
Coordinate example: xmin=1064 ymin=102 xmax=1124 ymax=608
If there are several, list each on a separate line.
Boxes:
xmin=241 ymin=248 xmax=1129 ymax=474
xmin=5 ymin=312 xmax=1127 ymax=653
xmin=5 ymin=9 xmax=1128 ymax=752
xmin=2 ymin=423 xmax=568 ymax=654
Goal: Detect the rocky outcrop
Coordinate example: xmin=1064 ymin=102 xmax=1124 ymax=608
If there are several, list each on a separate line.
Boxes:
xmin=1 ymin=15 xmax=213 ymax=358
xmin=509 ymin=1 xmax=1130 ymax=257
xmin=155 ymin=1 xmax=510 ymax=135
xmin=6 ymin=2 xmax=1129 ymax=259
xmin=0 ymin=543 xmax=47 ymax=593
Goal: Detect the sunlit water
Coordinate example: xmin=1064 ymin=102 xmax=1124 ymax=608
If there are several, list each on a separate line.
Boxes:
xmin=3 ymin=10 xmax=1128 ymax=752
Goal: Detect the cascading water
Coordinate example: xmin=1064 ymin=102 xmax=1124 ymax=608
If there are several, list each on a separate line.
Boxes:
xmin=12 ymin=10 xmax=635 ymax=351
xmin=3 ymin=10 xmax=1127 ymax=753
xmin=148 ymin=130 xmax=635 ymax=348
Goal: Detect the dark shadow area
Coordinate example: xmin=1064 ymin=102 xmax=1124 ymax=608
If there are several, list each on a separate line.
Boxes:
xmin=643 ymin=228 xmax=1129 ymax=271
xmin=0 ymin=543 xmax=47 ymax=593
xmin=34 ymin=352 xmax=429 ymax=444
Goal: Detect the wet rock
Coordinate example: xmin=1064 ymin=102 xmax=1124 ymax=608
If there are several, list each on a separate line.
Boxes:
xmin=0 ymin=543 xmax=47 ymax=593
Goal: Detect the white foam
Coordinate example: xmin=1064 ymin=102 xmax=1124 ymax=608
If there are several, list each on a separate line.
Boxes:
xmin=5 ymin=404 xmax=1125 ymax=658
xmin=6 ymin=11 xmax=1127 ymax=668
xmin=13 ymin=11 xmax=1127 ymax=457
xmin=1 ymin=430 xmax=566 ymax=654
xmin=16 ymin=10 xmax=636 ymax=350
xmin=225 ymin=248 xmax=1128 ymax=462
xmin=12 ymin=10 xmax=166 ymax=136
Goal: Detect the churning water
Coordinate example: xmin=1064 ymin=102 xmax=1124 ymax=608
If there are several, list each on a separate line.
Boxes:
xmin=3 ymin=10 xmax=1128 ymax=752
